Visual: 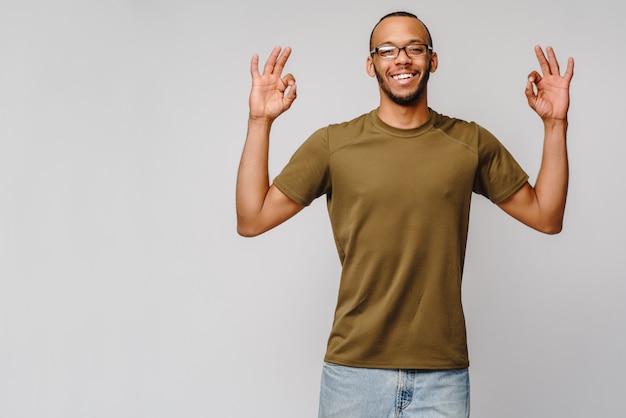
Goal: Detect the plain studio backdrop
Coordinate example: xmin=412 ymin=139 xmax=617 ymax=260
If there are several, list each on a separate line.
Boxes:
xmin=0 ymin=0 xmax=624 ymax=417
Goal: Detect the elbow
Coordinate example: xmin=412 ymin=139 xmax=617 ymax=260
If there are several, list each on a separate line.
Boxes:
xmin=236 ymin=216 xmax=266 ymax=238
xmin=237 ymin=228 xmax=261 ymax=238
xmin=237 ymin=223 xmax=261 ymax=238
xmin=535 ymin=218 xmax=564 ymax=235
xmin=539 ymin=225 xmax=563 ymax=235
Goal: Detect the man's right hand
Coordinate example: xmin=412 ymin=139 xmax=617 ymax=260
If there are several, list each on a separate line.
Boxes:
xmin=249 ymin=46 xmax=297 ymax=122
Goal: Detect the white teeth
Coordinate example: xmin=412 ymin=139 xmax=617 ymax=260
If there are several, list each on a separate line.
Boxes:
xmin=393 ymin=73 xmax=413 ymax=80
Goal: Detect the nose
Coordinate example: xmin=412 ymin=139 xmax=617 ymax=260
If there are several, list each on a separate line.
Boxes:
xmin=395 ymin=47 xmax=412 ymax=63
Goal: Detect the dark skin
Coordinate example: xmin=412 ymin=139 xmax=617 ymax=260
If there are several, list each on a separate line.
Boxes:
xmin=236 ymin=17 xmax=574 ymax=237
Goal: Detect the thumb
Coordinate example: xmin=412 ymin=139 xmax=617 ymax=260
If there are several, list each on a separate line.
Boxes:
xmin=283 ymin=76 xmax=297 ymax=108
xmin=525 ymin=71 xmax=540 ymax=101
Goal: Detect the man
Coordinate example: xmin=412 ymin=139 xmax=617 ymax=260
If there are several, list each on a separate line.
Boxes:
xmin=236 ymin=11 xmax=574 ymax=418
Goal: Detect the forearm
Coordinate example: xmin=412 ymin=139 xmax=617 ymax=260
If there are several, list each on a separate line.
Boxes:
xmin=533 ymin=119 xmax=569 ymax=230
xmin=236 ymin=118 xmax=273 ymax=228
xmin=500 ymin=45 xmax=573 ymax=234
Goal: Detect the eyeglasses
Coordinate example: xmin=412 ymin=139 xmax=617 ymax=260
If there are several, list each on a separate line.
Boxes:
xmin=370 ymin=44 xmax=433 ymax=59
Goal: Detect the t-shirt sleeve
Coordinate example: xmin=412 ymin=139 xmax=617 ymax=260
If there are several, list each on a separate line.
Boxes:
xmin=272 ymin=127 xmax=331 ymax=206
xmin=473 ymin=124 xmax=529 ymax=204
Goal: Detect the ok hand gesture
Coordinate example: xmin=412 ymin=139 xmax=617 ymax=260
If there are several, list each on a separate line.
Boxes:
xmin=249 ymin=46 xmax=297 ymax=122
xmin=525 ymin=46 xmax=574 ymax=122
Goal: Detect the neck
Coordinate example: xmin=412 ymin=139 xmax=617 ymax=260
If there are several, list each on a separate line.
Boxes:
xmin=376 ymin=92 xmax=430 ymax=129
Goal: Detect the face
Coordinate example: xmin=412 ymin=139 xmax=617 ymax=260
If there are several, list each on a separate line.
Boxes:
xmin=367 ymin=16 xmax=438 ymax=106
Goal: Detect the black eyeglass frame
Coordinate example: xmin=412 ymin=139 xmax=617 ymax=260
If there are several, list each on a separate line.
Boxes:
xmin=369 ymin=44 xmax=433 ymax=58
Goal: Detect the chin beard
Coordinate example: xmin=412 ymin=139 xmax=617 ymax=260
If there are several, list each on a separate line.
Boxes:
xmin=374 ymin=67 xmax=430 ymax=106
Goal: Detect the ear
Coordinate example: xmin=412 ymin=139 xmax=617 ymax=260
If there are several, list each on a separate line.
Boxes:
xmin=429 ymin=51 xmax=439 ymax=73
xmin=366 ymin=55 xmax=376 ymax=77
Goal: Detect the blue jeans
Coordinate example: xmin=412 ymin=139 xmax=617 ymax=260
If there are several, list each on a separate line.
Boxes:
xmin=319 ymin=362 xmax=470 ymax=418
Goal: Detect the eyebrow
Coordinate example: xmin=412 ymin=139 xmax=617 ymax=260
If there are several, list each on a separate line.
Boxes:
xmin=377 ymin=38 xmax=428 ymax=46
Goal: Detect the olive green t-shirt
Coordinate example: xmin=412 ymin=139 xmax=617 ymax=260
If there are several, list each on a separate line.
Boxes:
xmin=273 ymin=109 xmax=528 ymax=369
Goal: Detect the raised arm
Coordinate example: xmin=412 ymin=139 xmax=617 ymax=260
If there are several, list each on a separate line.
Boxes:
xmin=236 ymin=46 xmax=305 ymax=237
xmin=498 ymin=45 xmax=574 ymax=234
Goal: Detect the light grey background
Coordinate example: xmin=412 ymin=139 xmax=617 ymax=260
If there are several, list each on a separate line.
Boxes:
xmin=0 ymin=0 xmax=624 ymax=417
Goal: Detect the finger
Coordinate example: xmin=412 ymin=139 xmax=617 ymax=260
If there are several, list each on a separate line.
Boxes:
xmin=545 ymin=46 xmax=561 ymax=76
xmin=534 ymin=45 xmax=551 ymax=75
xmin=250 ymin=53 xmax=260 ymax=78
xmin=284 ymin=79 xmax=297 ymax=106
xmin=527 ymin=70 xmax=542 ymax=85
xmin=273 ymin=46 xmax=292 ymax=75
xmin=282 ymin=73 xmax=296 ymax=88
xmin=563 ymin=56 xmax=575 ymax=83
xmin=282 ymin=73 xmax=297 ymax=99
xmin=525 ymin=78 xmax=536 ymax=102
xmin=525 ymin=71 xmax=540 ymax=103
xmin=262 ymin=46 xmax=282 ymax=75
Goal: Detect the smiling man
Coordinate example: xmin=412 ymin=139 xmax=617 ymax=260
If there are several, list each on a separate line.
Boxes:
xmin=368 ymin=17 xmax=435 ymax=108
xmin=236 ymin=11 xmax=574 ymax=418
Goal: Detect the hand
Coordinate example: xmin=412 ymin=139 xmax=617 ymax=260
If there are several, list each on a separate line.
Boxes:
xmin=525 ymin=46 xmax=574 ymax=121
xmin=249 ymin=46 xmax=297 ymax=122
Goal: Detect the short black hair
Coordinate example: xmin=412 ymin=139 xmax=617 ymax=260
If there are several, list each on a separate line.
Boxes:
xmin=369 ymin=11 xmax=433 ymax=50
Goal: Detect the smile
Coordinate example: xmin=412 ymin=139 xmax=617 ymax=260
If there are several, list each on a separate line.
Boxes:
xmin=392 ymin=73 xmax=415 ymax=80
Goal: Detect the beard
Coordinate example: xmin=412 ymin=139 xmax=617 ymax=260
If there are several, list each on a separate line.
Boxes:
xmin=373 ymin=64 xmax=431 ymax=106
